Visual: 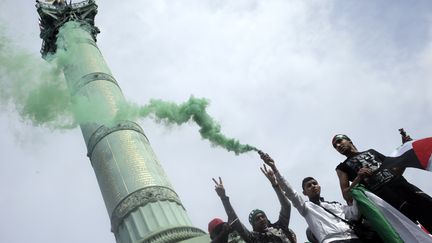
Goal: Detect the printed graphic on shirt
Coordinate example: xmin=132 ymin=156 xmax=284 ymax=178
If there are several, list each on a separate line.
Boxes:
xmin=346 ymin=151 xmax=394 ymax=190
xmin=346 ymin=151 xmax=381 ymax=172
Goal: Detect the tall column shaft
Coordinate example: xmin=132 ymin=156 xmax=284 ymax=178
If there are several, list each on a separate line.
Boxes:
xmin=36 ymin=1 xmax=207 ymax=241
xmin=59 ymin=21 xmax=204 ymax=243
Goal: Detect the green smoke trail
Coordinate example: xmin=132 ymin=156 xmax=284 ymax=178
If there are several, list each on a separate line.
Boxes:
xmin=0 ymin=25 xmax=75 ymax=128
xmin=117 ymin=97 xmax=257 ymax=154
xmin=0 ymin=24 xmax=111 ymax=129
xmin=0 ymin=24 xmax=256 ymax=154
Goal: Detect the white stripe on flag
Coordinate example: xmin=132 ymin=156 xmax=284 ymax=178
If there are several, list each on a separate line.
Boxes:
xmin=390 ymin=141 xmax=414 ymax=157
xmin=364 ymin=191 xmax=432 ymax=242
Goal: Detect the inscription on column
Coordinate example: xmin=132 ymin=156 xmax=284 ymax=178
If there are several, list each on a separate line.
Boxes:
xmin=117 ymin=132 xmax=156 ymax=187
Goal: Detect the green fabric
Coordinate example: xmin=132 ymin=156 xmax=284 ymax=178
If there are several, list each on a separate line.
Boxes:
xmin=350 ymin=185 xmax=404 ymax=243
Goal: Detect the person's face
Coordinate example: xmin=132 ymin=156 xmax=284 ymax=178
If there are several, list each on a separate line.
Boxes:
xmin=333 ymin=138 xmax=356 ymax=156
xmin=253 ymin=213 xmax=268 ymax=232
xmin=302 ymin=179 xmax=321 ymax=199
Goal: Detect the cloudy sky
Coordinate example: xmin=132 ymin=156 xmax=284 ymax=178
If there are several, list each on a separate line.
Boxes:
xmin=1 ymin=0 xmax=432 ymax=242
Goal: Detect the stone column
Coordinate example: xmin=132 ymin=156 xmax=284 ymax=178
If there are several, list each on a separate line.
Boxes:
xmin=36 ymin=1 xmax=208 ymax=242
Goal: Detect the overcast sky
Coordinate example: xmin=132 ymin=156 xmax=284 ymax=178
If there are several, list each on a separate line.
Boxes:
xmin=1 ymin=1 xmax=432 ymax=242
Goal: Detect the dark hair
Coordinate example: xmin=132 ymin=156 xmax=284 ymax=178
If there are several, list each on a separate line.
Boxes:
xmin=332 ymin=134 xmax=358 ymax=151
xmin=332 ymin=134 xmax=351 ymax=147
xmin=302 ymin=177 xmax=316 ymax=190
xmin=210 ymin=223 xmax=223 ymax=239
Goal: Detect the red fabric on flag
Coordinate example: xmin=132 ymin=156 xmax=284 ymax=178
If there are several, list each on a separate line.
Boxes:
xmin=412 ymin=137 xmax=432 ymax=169
xmin=419 ymin=224 xmax=431 ymax=235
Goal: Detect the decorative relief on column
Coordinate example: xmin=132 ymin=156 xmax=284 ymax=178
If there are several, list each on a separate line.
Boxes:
xmin=87 ymin=121 xmax=148 ymax=158
xmin=143 ymin=227 xmax=206 ymax=243
xmin=72 ymin=72 xmax=120 ymax=95
xmin=36 ymin=0 xmax=99 ymax=57
xmin=110 ymin=186 xmax=184 ymax=232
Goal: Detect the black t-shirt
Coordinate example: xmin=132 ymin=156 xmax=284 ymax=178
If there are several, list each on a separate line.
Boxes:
xmin=336 ymin=149 xmax=396 ymax=191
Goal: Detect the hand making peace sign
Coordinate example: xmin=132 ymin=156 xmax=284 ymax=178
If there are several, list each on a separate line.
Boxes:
xmin=212 ymin=177 xmax=227 ymax=198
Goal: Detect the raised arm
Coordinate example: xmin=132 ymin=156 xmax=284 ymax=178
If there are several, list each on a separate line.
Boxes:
xmin=260 ymin=164 xmax=291 ymax=226
xmin=258 ymin=151 xmax=307 ymax=216
xmin=212 ymin=177 xmax=253 ymax=243
xmin=213 ymin=177 xmax=238 ymax=222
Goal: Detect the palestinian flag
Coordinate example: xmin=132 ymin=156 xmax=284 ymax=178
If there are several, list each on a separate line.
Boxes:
xmin=383 ymin=137 xmax=432 ymax=171
xmin=351 ymin=186 xmax=432 ymax=243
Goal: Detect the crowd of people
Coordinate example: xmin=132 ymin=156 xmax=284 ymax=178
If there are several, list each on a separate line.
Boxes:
xmin=208 ymin=132 xmax=432 ymax=243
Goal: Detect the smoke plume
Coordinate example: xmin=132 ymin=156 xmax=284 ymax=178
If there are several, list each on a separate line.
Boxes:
xmin=0 ymin=24 xmax=256 ymax=154
xmin=0 ymin=26 xmax=74 ymax=128
xmin=117 ymin=97 xmax=257 ymax=154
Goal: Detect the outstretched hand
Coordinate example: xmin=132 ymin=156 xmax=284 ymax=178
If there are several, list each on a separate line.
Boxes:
xmin=258 ymin=150 xmax=277 ymax=170
xmin=260 ymin=164 xmax=278 ymax=186
xmin=212 ymin=177 xmax=227 ymax=198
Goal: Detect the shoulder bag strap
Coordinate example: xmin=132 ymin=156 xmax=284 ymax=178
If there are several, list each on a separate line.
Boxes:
xmin=317 ymin=203 xmax=354 ymax=227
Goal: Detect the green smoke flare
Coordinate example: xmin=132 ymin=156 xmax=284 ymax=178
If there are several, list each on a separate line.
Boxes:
xmin=0 ymin=26 xmax=74 ymax=128
xmin=0 ymin=24 xmax=256 ymax=154
xmin=117 ymin=97 xmax=257 ymax=154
